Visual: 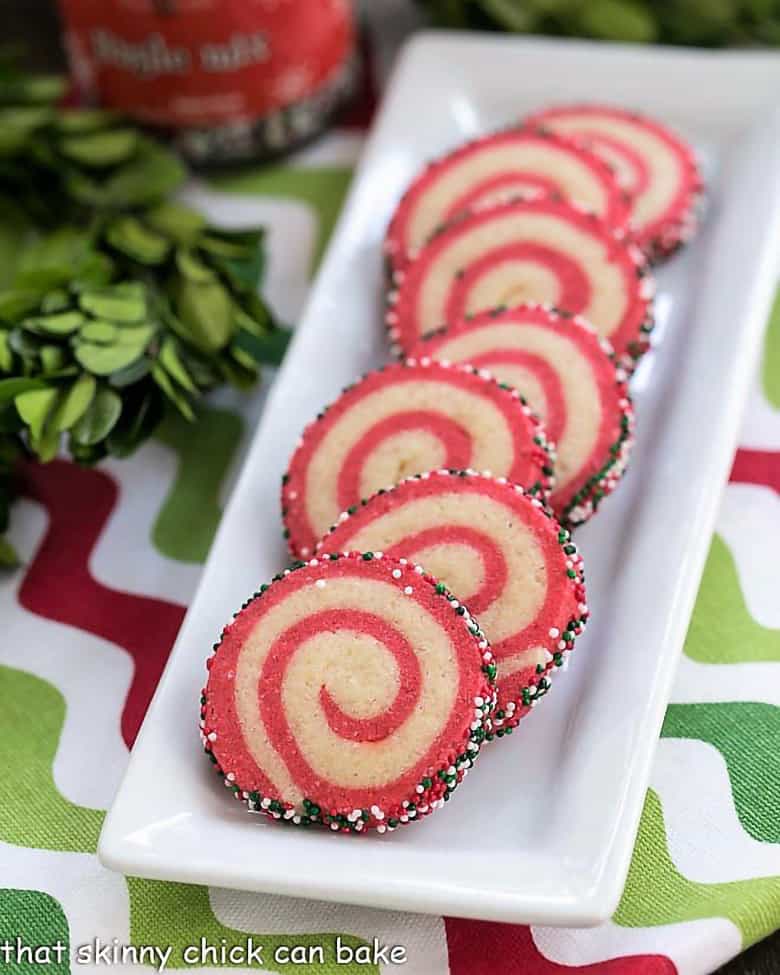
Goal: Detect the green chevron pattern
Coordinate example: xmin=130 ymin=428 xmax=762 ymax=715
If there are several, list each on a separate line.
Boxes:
xmin=0 ymin=666 xmax=103 ymax=854
xmin=0 ymin=890 xmax=69 ymax=975
xmin=152 ymin=407 xmax=244 ymax=564
xmin=614 ymin=790 xmax=780 ymax=947
xmin=762 ymin=285 xmax=780 ymax=410
xmin=684 ymin=534 xmax=780 ymax=665
xmin=662 ymin=702 xmax=780 ymax=844
xmin=127 ymin=878 xmax=378 ymax=975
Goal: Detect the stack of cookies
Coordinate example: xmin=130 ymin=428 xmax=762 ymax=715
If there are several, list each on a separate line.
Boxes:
xmin=200 ymin=103 xmax=703 ymax=835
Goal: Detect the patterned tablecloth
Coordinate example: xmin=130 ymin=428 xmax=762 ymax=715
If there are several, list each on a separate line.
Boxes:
xmin=1 ymin=7 xmax=779 ymax=974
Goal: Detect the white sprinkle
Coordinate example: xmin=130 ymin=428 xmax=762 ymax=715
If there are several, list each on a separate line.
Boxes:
xmin=548 ymin=628 xmax=560 ymax=639
xmin=330 ymin=822 xmax=340 ymax=831
xmin=261 ymin=798 xmax=271 ymax=809
xmin=414 ymin=565 xmax=424 ymax=574
xmin=207 ymin=732 xmax=217 ymax=742
xmin=300 ymin=547 xmax=310 ymax=557
xmin=226 ymin=772 xmax=235 ymax=782
xmin=377 ymin=825 xmax=387 ymax=834
xmin=315 ymin=579 xmax=327 ymax=589
xmin=309 ymin=558 xmax=319 ymax=567
xmin=404 ymin=586 xmax=413 ymax=595
xmin=392 ymin=569 xmax=402 ymax=579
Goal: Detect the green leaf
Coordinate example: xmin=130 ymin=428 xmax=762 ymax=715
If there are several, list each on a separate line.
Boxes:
xmin=151 ymin=362 xmax=195 ymax=420
xmin=100 ymin=138 xmax=186 ymax=207
xmin=0 ymin=198 xmax=38 ymax=289
xmin=71 ymin=386 xmax=122 ymax=445
xmin=174 ymin=277 xmax=233 ymax=353
xmin=107 ymin=357 xmax=152 ymax=388
xmin=234 ymin=325 xmax=291 ymax=367
xmin=0 ymin=376 xmax=46 ymax=403
xmin=60 ymin=128 xmax=139 ymax=167
xmin=56 ymin=109 xmax=120 ymax=134
xmin=22 ymin=310 xmax=85 ymax=335
xmin=232 ymin=294 xmax=274 ymax=337
xmin=115 ymin=323 xmax=155 ymax=347
xmin=175 ymin=248 xmax=217 ymax=283
xmin=0 ymin=331 xmax=11 ymax=372
xmin=159 ymin=337 xmax=197 ymax=392
xmin=40 ymin=289 xmax=71 ymax=313
xmin=0 ymin=289 xmax=44 ymax=322
xmin=79 ymin=320 xmax=119 ymax=344
xmin=0 ymin=75 xmax=66 ymax=105
xmin=52 ymin=372 xmax=96 ymax=431
xmin=145 ymin=202 xmax=205 ymax=244
xmin=577 ymin=0 xmax=658 ymax=41
xmin=205 ymin=229 xmax=266 ymax=292
xmin=106 ymin=386 xmax=164 ymax=457
xmin=14 ymin=227 xmax=94 ymax=290
xmin=79 ymin=283 xmax=147 ymax=322
xmin=39 ymin=345 xmax=67 ymax=373
xmin=71 ymin=252 xmax=115 ymax=290
xmin=15 ymin=386 xmax=58 ymax=441
xmin=34 ymin=423 xmax=60 ymax=462
xmin=106 ymin=216 xmax=170 ymax=265
xmin=74 ymin=341 xmax=147 ymax=376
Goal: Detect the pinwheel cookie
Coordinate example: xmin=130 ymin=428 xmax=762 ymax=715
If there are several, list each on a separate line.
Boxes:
xmin=201 ymin=553 xmax=496 ymax=832
xmin=282 ymin=360 xmax=555 ymax=558
xmin=384 ymin=125 xmax=631 ymax=270
xmin=318 ymin=471 xmax=588 ymax=730
xmin=526 ymin=104 xmax=703 ymax=261
xmin=387 ymin=196 xmax=654 ymax=371
xmin=411 ymin=305 xmax=634 ymax=526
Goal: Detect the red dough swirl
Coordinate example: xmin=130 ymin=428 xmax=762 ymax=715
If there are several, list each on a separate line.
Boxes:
xmin=282 ymin=360 xmax=555 ymax=558
xmin=386 ymin=196 xmax=654 ymax=371
xmin=384 ymin=125 xmax=631 ymax=269
xmin=526 ymin=104 xmax=703 ymax=261
xmin=318 ymin=471 xmax=588 ymax=729
xmin=201 ymin=553 xmax=497 ymax=832
xmin=411 ymin=305 xmax=634 ymax=526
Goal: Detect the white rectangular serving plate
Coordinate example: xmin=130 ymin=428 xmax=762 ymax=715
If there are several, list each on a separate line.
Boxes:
xmin=99 ymin=33 xmax=780 ymax=926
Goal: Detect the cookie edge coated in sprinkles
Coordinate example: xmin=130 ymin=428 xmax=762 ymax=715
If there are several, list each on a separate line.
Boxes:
xmin=199 ymin=551 xmax=498 ymax=834
xmin=412 ymin=304 xmax=636 ymax=527
xmin=382 ymin=121 xmax=634 ymax=273
xmin=384 ymin=194 xmax=656 ymax=374
xmin=525 ymin=103 xmax=705 ymax=264
xmin=315 ymin=468 xmax=589 ymax=733
xmin=280 ymin=358 xmax=558 ymax=559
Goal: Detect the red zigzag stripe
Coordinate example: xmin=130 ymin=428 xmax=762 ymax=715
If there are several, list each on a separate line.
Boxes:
xmin=19 ymin=459 xmax=185 ymax=748
xmin=444 ymin=921 xmax=676 ymax=975
xmin=730 ymin=448 xmax=780 ymax=492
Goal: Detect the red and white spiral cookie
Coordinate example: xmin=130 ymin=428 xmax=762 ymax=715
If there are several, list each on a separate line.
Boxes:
xmin=526 ymin=104 xmax=703 ymax=261
xmin=282 ymin=360 xmax=555 ymax=558
xmin=201 ymin=553 xmax=496 ymax=832
xmin=384 ymin=125 xmax=631 ymax=270
xmin=318 ymin=471 xmax=587 ymax=730
xmin=387 ymin=196 xmax=654 ymax=371
xmin=410 ymin=305 xmax=634 ymax=526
